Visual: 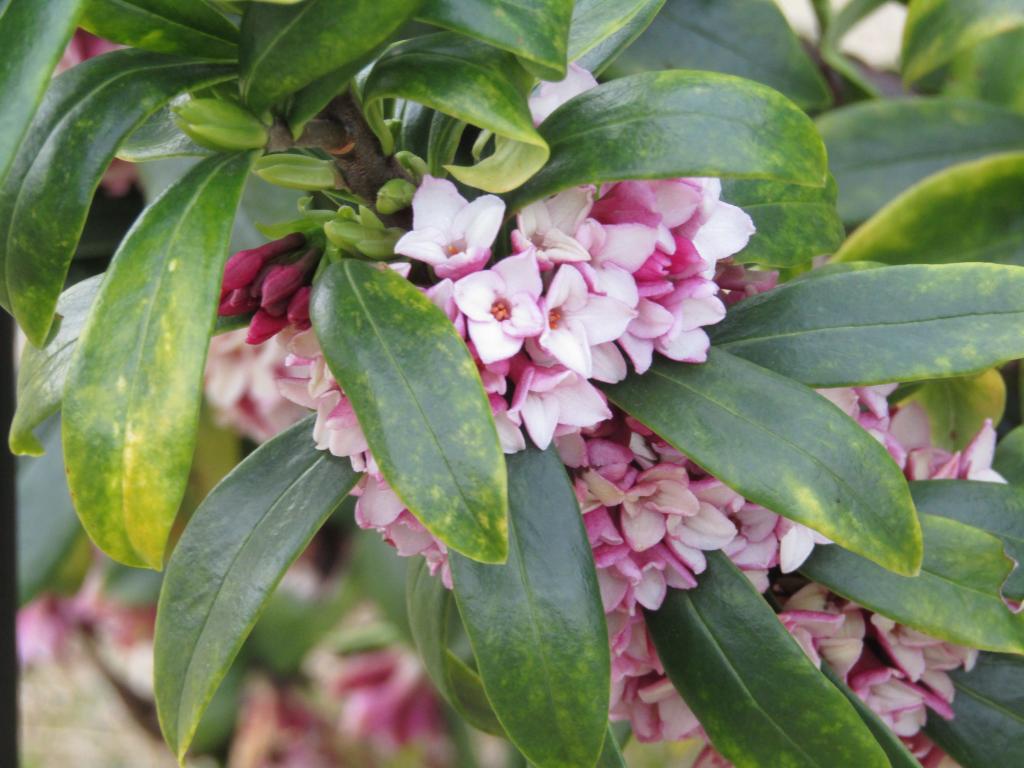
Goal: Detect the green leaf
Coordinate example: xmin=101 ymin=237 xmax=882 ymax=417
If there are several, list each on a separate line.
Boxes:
xmin=602 ymin=350 xmax=922 ymax=575
xmin=363 ymin=33 xmax=549 ymax=193
xmin=9 ymin=275 xmax=101 ymax=456
xmin=567 ymin=0 xmax=665 ymax=76
xmin=646 ymin=552 xmax=889 ymax=768
xmin=0 ymin=0 xmax=82 ymax=187
xmin=837 ymin=151 xmax=1024 ymax=266
xmin=897 ymin=370 xmax=1006 ymax=451
xmin=238 ymin=0 xmax=420 ymax=113
xmin=310 ymin=259 xmax=508 ymax=563
xmin=802 ymin=514 xmax=1024 ymax=653
xmin=0 ymin=50 xmax=232 ymax=344
xmin=62 ymin=152 xmax=253 ymax=570
xmin=154 ymin=415 xmax=359 ymax=760
xmin=418 ymin=0 xmax=573 ymax=81
xmin=911 ymin=480 xmax=1024 ymax=604
xmin=944 ymin=27 xmax=1024 ymax=113
xmin=820 ymin=663 xmax=923 ymax=768
xmin=80 ymin=0 xmax=239 ymax=59
xmin=406 ymin=558 xmax=506 ymax=735
xmin=902 ymin=0 xmax=1024 ymax=86
xmin=721 ymin=176 xmax=844 ymax=267
xmin=604 ymin=0 xmax=831 ymax=110
xmin=994 ymin=425 xmax=1024 ymax=486
xmin=118 ymin=103 xmax=214 ymax=163
xmin=818 ymin=98 xmax=1024 ymax=225
xmin=710 ymin=264 xmax=1024 ymax=387
xmin=596 ymin=725 xmax=628 ymax=768
xmin=16 ymin=416 xmax=86 ymax=606
xmin=505 ymin=70 xmax=828 ymax=211
xmin=450 ymin=446 xmax=610 ymax=768
xmin=925 ymin=652 xmax=1024 ymax=768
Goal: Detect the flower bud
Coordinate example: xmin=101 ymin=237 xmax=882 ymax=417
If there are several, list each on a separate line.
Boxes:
xmin=246 ymin=309 xmax=289 ymax=345
xmin=259 ymin=248 xmax=320 ymax=310
xmin=323 ymin=219 xmax=402 ymax=259
xmin=253 ymin=154 xmax=340 ymax=191
xmin=394 ymin=151 xmax=428 ymax=183
xmin=218 ymin=288 xmax=259 ymax=316
xmin=222 ymin=232 xmax=306 ymax=292
xmin=173 ymin=98 xmax=268 ymax=151
xmin=287 ymin=286 xmax=311 ymax=329
xmin=375 ymin=179 xmax=416 ymax=215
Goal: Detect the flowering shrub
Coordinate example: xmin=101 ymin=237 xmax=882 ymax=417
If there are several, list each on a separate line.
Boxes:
xmin=8 ymin=1 xmax=1024 ymax=767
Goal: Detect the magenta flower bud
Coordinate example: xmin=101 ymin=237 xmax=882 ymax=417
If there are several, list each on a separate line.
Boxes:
xmin=222 ymin=232 xmax=306 ymax=292
xmin=287 ymin=286 xmax=311 ymax=328
xmin=258 ymin=248 xmax=319 ymax=310
xmin=218 ymin=288 xmax=259 ymax=316
xmin=245 ymin=309 xmax=289 ymax=345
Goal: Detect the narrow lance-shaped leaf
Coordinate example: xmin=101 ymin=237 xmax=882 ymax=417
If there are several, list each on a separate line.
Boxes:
xmin=450 ymin=446 xmax=610 ymax=768
xmin=646 ymin=552 xmax=889 ymax=768
xmin=604 ymin=0 xmax=830 ymax=110
xmin=63 ymin=152 xmax=254 ymax=569
xmin=418 ymin=0 xmax=573 ymax=81
xmin=833 ymin=153 xmax=1024 ymax=266
xmin=602 ymin=350 xmax=922 ymax=575
xmin=0 ymin=49 xmax=233 ymax=344
xmin=710 ymin=264 xmax=1024 ymax=387
xmin=154 ymin=415 xmax=359 ymax=761
xmin=902 ymin=0 xmax=1024 ymax=86
xmin=311 ymin=259 xmax=508 ymax=563
xmin=9 ymin=275 xmax=101 ymax=456
xmin=911 ymin=480 xmax=1024 ymax=603
xmin=406 ymin=559 xmax=506 ymax=736
xmin=0 ymin=0 xmax=82 ymax=187
xmin=994 ymin=425 xmax=1024 ymax=486
xmin=817 ymin=98 xmax=1024 ymax=225
xmin=505 ymin=70 xmax=828 ymax=211
xmin=364 ymin=33 xmax=549 ymax=193
xmin=80 ymin=0 xmax=239 ymax=59
xmin=567 ymin=0 xmax=665 ymax=76
xmin=925 ymin=652 xmax=1024 ymax=768
xmin=802 ymin=514 xmax=1024 ymax=654
xmin=239 ymin=0 xmax=420 ymax=113
xmin=721 ymin=176 xmax=844 ymax=268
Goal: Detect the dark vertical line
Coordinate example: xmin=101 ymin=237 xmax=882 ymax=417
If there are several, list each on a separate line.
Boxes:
xmin=0 ymin=310 xmax=16 ymax=765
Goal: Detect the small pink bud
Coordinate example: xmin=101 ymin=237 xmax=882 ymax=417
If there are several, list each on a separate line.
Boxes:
xmin=222 ymin=232 xmax=306 ymax=292
xmin=246 ymin=309 xmax=289 ymax=344
xmin=258 ymin=248 xmax=319 ymax=310
xmin=218 ymin=288 xmax=259 ymax=316
xmin=287 ymin=286 xmax=311 ymax=328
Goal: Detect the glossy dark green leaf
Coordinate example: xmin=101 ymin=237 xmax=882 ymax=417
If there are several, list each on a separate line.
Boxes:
xmin=155 ymin=415 xmax=359 ymax=760
xmin=62 ymin=152 xmax=253 ymax=570
xmin=9 ymin=275 xmax=101 ymax=456
xmin=994 ymin=425 xmax=1024 ymax=486
xmin=239 ymin=0 xmax=420 ymax=113
xmin=711 ymin=264 xmax=1024 ymax=387
xmin=118 ymin=104 xmax=213 ymax=162
xmin=721 ymin=176 xmax=844 ymax=267
xmin=0 ymin=0 xmax=82 ymax=187
xmin=834 ymin=152 xmax=1024 ymax=266
xmin=363 ymin=33 xmax=548 ymax=193
xmin=406 ymin=558 xmax=505 ymax=735
xmin=16 ymin=416 xmax=86 ymax=606
xmin=81 ymin=0 xmax=239 ymax=58
xmin=311 ymin=259 xmax=508 ymax=563
xmin=944 ymin=27 xmax=1024 ymax=113
xmin=506 ymin=70 xmax=828 ymax=211
xmin=897 ymin=369 xmax=1006 ymax=451
xmin=902 ymin=0 xmax=1024 ymax=85
xmin=567 ymin=0 xmax=665 ymax=76
xmin=818 ymin=99 xmax=1024 ymax=224
xmin=604 ymin=0 xmax=830 ymax=110
xmin=820 ymin=664 xmax=923 ymax=768
xmin=450 ymin=446 xmax=610 ymax=768
xmin=596 ymin=725 xmax=628 ymax=768
xmin=925 ymin=652 xmax=1024 ymax=768
xmin=0 ymin=50 xmax=232 ymax=344
xmin=418 ymin=0 xmax=573 ymax=80
xmin=647 ymin=552 xmax=889 ymax=768
xmin=802 ymin=514 xmax=1024 ymax=653
xmin=603 ymin=350 xmax=922 ymax=574
xmin=911 ymin=480 xmax=1024 ymax=603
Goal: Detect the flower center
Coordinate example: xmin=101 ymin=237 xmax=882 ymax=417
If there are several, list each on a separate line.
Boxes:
xmin=491 ymin=298 xmax=511 ymax=321
xmin=548 ymin=308 xmax=562 ymax=329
